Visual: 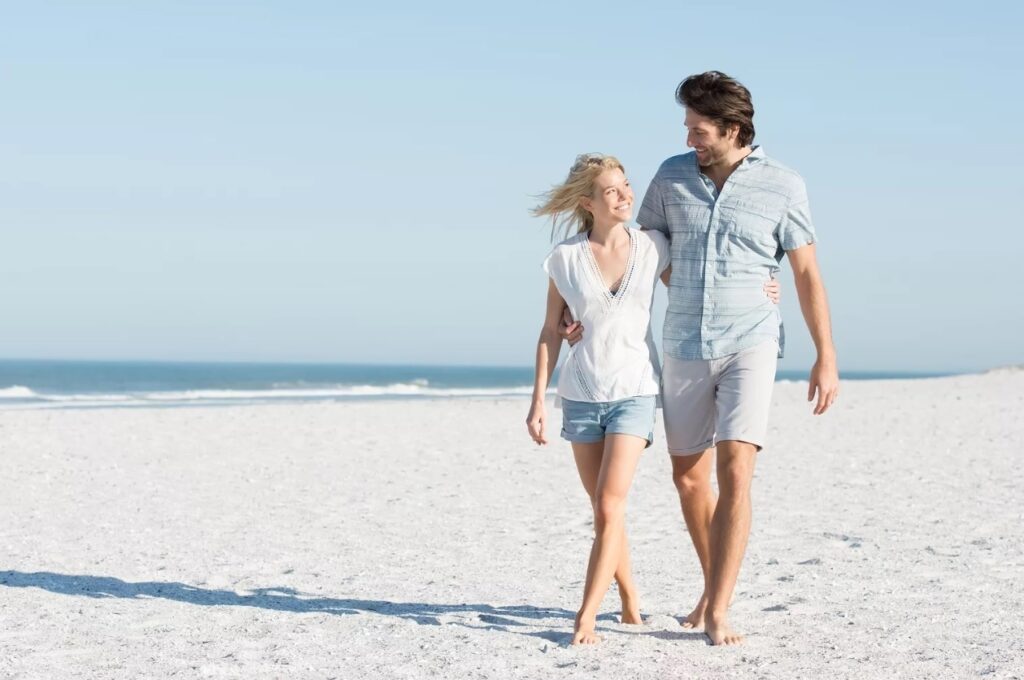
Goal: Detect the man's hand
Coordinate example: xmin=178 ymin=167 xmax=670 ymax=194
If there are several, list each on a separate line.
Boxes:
xmin=764 ymin=278 xmax=781 ymax=304
xmin=526 ymin=401 xmax=547 ymax=444
xmin=808 ymin=356 xmax=839 ymax=415
xmin=558 ymin=307 xmax=583 ymax=346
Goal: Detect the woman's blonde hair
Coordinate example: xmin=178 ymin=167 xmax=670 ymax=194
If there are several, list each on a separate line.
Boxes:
xmin=533 ymin=153 xmax=625 ymax=240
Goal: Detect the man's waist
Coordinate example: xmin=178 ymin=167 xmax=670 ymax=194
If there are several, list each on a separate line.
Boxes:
xmin=662 ymin=331 xmax=781 ymax=361
xmin=663 ymin=312 xmax=779 ymax=348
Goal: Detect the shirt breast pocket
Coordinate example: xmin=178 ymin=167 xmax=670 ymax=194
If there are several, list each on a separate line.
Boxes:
xmin=664 ymin=200 xmax=710 ymax=239
xmin=724 ymin=203 xmax=778 ymax=257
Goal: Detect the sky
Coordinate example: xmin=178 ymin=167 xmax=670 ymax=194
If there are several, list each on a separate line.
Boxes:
xmin=1 ymin=1 xmax=1022 ymax=373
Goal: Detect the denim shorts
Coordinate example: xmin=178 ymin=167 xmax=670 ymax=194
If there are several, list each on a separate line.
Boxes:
xmin=560 ymin=395 xmax=657 ymax=448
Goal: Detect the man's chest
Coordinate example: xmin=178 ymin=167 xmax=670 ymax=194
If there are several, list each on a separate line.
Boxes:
xmin=663 ymin=181 xmax=787 ymax=245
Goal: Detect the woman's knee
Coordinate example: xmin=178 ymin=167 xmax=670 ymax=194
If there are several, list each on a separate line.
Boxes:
xmin=594 ymin=493 xmax=626 ymax=527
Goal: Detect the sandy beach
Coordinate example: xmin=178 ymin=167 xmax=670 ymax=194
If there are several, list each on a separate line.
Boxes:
xmin=1 ymin=371 xmax=1022 ymax=679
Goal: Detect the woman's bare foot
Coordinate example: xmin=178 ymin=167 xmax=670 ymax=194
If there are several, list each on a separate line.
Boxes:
xmin=572 ymin=611 xmax=600 ymax=645
xmin=619 ymin=592 xmax=643 ymax=625
xmin=680 ymin=593 xmax=708 ymax=629
xmin=704 ymin=612 xmax=743 ymax=645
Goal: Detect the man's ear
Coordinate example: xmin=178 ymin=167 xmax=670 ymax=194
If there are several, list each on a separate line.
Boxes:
xmin=728 ymin=123 xmax=742 ymax=146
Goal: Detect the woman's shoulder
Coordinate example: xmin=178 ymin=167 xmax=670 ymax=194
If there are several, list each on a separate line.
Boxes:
xmin=546 ymin=232 xmax=586 ymax=260
xmin=552 ymin=231 xmax=587 ymax=249
xmin=543 ymin=232 xmax=585 ymax=275
xmin=632 ymin=228 xmax=670 ymax=271
xmin=632 ymin=228 xmax=668 ymax=249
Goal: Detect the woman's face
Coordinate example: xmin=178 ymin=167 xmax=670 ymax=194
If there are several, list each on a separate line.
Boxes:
xmin=581 ymin=168 xmax=633 ymax=225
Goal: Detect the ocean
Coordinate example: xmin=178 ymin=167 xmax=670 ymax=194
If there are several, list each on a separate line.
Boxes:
xmin=0 ymin=359 xmax=956 ymax=410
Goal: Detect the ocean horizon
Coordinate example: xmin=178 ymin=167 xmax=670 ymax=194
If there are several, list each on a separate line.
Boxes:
xmin=0 ymin=358 xmax=967 ymax=410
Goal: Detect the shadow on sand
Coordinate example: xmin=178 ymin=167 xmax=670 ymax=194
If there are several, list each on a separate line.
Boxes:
xmin=0 ymin=570 xmax=587 ymax=643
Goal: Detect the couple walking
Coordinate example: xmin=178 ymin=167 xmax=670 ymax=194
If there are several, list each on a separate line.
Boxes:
xmin=526 ymin=71 xmax=839 ymax=646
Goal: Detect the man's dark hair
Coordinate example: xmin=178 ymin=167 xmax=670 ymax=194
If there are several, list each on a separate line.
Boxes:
xmin=675 ymin=71 xmax=755 ymax=147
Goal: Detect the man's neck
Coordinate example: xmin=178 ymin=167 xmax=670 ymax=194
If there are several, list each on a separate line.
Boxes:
xmin=701 ymin=145 xmax=753 ymax=192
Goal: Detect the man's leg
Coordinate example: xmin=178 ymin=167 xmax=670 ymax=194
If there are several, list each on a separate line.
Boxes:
xmin=703 ymin=340 xmax=777 ymax=645
xmin=661 ymin=353 xmax=717 ymax=627
xmin=670 ymin=449 xmax=715 ymax=628
xmin=704 ymin=439 xmax=757 ymax=645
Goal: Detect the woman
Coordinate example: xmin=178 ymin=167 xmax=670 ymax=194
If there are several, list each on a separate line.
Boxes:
xmin=526 ymin=153 xmax=780 ymax=645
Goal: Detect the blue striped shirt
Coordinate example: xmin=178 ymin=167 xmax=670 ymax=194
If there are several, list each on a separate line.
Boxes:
xmin=636 ymin=146 xmax=816 ymax=360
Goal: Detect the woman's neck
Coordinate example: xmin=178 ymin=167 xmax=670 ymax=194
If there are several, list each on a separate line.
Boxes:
xmin=587 ymin=220 xmax=628 ymax=246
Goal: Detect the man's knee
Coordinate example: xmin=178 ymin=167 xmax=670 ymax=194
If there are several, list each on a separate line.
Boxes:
xmin=716 ymin=442 xmax=757 ymax=497
xmin=671 ymin=449 xmax=713 ymax=498
xmin=674 ymin=467 xmax=712 ymax=498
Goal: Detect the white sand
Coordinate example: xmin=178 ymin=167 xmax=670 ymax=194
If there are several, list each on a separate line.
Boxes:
xmin=1 ymin=372 xmax=1022 ymax=679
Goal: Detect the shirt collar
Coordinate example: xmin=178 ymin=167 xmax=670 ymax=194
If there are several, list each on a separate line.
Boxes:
xmin=691 ymin=145 xmax=765 ymax=174
xmin=741 ymin=145 xmax=765 ymax=165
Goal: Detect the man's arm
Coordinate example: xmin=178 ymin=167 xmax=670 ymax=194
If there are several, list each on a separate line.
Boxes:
xmin=786 ymin=244 xmax=839 ymax=415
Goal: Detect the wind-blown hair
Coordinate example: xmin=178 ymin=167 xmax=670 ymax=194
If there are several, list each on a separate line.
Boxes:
xmin=532 ymin=153 xmax=625 ymax=240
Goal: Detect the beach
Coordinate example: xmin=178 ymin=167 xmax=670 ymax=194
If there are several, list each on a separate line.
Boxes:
xmin=1 ymin=371 xmax=1022 ymax=679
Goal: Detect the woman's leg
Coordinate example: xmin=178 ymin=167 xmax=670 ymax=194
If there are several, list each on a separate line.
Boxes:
xmin=572 ymin=434 xmax=646 ymax=644
xmin=572 ymin=442 xmax=641 ymax=624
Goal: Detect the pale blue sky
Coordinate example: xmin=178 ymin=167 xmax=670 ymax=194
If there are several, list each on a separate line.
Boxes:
xmin=1 ymin=1 xmax=1022 ymax=372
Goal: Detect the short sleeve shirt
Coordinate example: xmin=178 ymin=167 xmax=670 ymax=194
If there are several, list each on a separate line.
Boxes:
xmin=635 ymin=146 xmax=816 ymax=360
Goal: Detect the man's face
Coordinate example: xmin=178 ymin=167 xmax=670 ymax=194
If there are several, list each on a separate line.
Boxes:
xmin=685 ymin=109 xmax=738 ymax=167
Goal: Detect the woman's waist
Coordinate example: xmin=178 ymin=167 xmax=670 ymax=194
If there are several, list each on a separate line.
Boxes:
xmin=568 ymin=340 xmax=658 ymax=368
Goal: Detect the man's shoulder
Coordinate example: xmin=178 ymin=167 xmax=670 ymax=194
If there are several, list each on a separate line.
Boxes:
xmin=752 ymin=153 xmax=808 ymax=196
xmin=655 ymin=152 xmax=698 ymax=180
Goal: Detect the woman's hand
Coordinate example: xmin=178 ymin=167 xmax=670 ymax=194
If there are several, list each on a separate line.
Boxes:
xmin=526 ymin=401 xmax=547 ymax=445
xmin=763 ymin=278 xmax=781 ymax=304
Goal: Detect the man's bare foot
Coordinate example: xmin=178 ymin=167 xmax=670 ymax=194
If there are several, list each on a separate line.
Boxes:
xmin=572 ymin=611 xmax=599 ymax=645
xmin=704 ymin=613 xmax=743 ymax=645
xmin=620 ymin=592 xmax=643 ymax=625
xmin=680 ymin=594 xmax=708 ymax=629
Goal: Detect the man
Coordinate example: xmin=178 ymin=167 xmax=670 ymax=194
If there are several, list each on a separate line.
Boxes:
xmin=563 ymin=71 xmax=839 ymax=645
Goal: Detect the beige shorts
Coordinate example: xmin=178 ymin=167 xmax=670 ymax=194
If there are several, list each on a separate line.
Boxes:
xmin=661 ymin=340 xmax=778 ymax=455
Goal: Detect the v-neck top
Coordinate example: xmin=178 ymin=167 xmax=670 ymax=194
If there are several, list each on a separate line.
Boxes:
xmin=543 ymin=228 xmax=671 ymax=403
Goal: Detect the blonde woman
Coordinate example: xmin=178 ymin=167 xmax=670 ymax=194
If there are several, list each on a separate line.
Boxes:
xmin=526 ymin=154 xmax=780 ymax=645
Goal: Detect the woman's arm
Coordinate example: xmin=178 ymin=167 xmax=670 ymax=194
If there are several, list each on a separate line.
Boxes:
xmin=527 ymin=279 xmax=568 ymax=445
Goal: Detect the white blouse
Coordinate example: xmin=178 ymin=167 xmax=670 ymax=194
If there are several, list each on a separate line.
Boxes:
xmin=543 ymin=228 xmax=670 ymax=404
